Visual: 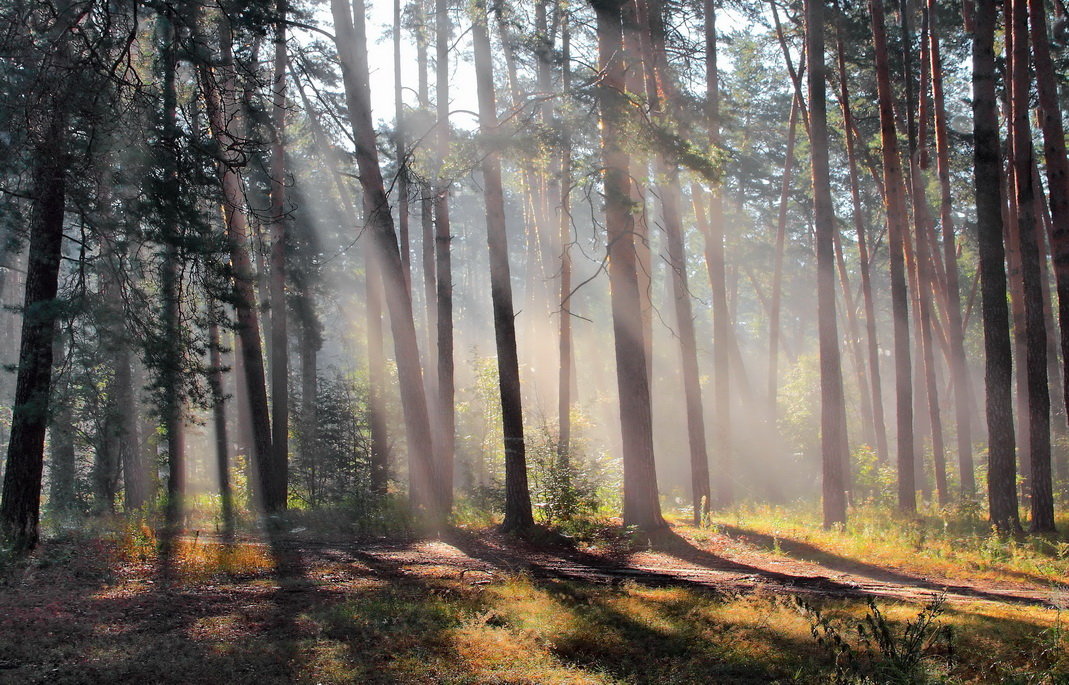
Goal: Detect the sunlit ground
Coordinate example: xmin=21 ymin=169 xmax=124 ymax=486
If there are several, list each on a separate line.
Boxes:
xmin=1 ymin=505 xmax=1067 ymax=683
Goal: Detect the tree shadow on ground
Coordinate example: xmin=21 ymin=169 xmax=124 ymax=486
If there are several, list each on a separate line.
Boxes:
xmin=713 ymin=525 xmax=1058 ymax=607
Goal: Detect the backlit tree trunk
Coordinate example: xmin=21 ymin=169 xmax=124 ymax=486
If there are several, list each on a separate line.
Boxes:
xmin=869 ymin=0 xmax=916 ymax=513
xmin=806 ymin=0 xmax=848 ymax=528
xmin=472 ymin=0 xmax=534 ymax=532
xmin=590 ymin=0 xmax=665 ymax=531
xmin=332 ymin=0 xmax=440 ymax=519
xmin=434 ymin=0 xmax=456 ymax=514
xmin=267 ymin=0 xmax=290 ymax=512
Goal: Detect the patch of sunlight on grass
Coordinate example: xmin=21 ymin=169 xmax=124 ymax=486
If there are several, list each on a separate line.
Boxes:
xmin=694 ymin=501 xmax=1069 ymax=587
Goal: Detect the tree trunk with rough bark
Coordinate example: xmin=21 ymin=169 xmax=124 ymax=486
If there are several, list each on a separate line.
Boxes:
xmin=472 ymin=0 xmax=534 ymax=532
xmin=973 ymin=0 xmax=1021 ymax=534
xmin=869 ymin=0 xmax=916 ymax=513
xmin=332 ymin=0 xmax=440 ymax=520
xmin=590 ymin=0 xmax=665 ymax=531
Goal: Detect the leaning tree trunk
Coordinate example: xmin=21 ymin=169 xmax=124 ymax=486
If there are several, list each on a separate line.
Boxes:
xmin=472 ymin=0 xmax=534 ymax=532
xmin=198 ymin=17 xmax=274 ymax=512
xmin=331 ymin=0 xmax=440 ymax=520
xmin=590 ymin=0 xmax=665 ymax=531
xmin=0 ymin=109 xmax=68 ymax=551
xmin=972 ymin=0 xmax=1021 ymax=534
xmin=869 ymin=0 xmax=916 ymax=513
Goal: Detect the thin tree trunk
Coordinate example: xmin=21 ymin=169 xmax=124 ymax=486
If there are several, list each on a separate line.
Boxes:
xmin=366 ymin=249 xmax=390 ymax=497
xmin=472 ymin=0 xmax=533 ymax=532
xmin=208 ymin=313 xmax=233 ymax=536
xmin=198 ymin=16 xmax=274 ymax=512
xmin=395 ymin=0 xmax=411 ymax=289
xmin=644 ymin=0 xmax=712 ymax=525
xmin=557 ymin=12 xmax=574 ymax=463
xmin=704 ymin=0 xmax=732 ymax=508
xmin=834 ymin=12 xmax=889 ymax=464
xmin=1029 ymin=0 xmax=1069 ymax=452
xmin=928 ymin=0 xmax=975 ymax=498
xmin=434 ymin=0 xmax=455 ymax=514
xmin=268 ymin=0 xmax=290 ymax=512
xmin=768 ymin=94 xmax=800 ymax=424
xmin=869 ymin=0 xmax=916 ymax=513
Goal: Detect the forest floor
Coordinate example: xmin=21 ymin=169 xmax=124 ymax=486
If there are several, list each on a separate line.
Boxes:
xmin=1 ymin=516 xmax=1067 ymax=683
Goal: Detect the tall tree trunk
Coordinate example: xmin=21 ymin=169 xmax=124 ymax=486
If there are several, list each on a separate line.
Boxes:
xmin=704 ymin=0 xmax=733 ymax=508
xmin=903 ymin=5 xmax=949 ymax=506
xmin=869 ymin=0 xmax=916 ymax=513
xmin=557 ymin=12 xmax=574 ymax=464
xmin=928 ymin=0 xmax=975 ymax=498
xmin=158 ymin=10 xmax=186 ymax=525
xmin=590 ymin=0 xmax=665 ymax=531
xmin=395 ymin=0 xmax=411 ymax=289
xmin=198 ymin=16 xmax=274 ymax=512
xmin=1009 ymin=0 xmax=1055 ymax=531
xmin=1028 ymin=0 xmax=1069 ymax=486
xmin=807 ymin=0 xmax=848 ymax=528
xmin=0 ymin=110 xmax=67 ymax=551
xmin=644 ymin=0 xmax=713 ymax=525
xmin=472 ymin=0 xmax=533 ymax=532
xmin=834 ymin=13 xmax=889 ymax=464
xmin=267 ymin=0 xmax=289 ymax=512
xmin=416 ymin=4 xmax=437 ymax=393
xmin=1029 ymin=0 xmax=1069 ymax=453
xmin=331 ymin=0 xmax=440 ymax=519
xmin=973 ymin=0 xmax=1021 ymax=534
xmin=434 ymin=0 xmax=455 ymax=514
xmin=768 ymin=95 xmax=800 ymax=424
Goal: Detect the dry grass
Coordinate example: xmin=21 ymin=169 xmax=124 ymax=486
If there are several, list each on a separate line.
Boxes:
xmin=0 ymin=523 xmax=1066 ymax=683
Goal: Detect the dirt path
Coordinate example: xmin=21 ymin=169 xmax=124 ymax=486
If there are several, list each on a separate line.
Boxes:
xmin=274 ymin=527 xmax=1064 ymax=609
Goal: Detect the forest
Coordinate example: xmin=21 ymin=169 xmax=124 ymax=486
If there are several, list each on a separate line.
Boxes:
xmin=0 ymin=0 xmax=1068 ymax=681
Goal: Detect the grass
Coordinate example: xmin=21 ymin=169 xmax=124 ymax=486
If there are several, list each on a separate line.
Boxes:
xmin=687 ymin=501 xmax=1069 ymax=590
xmin=0 ymin=515 xmax=1067 ymax=684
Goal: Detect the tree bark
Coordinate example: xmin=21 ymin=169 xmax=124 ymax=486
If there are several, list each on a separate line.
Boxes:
xmin=268 ymin=0 xmax=290 ymax=512
xmin=472 ymin=0 xmax=534 ymax=532
xmin=198 ymin=15 xmax=274 ymax=513
xmin=1009 ymin=0 xmax=1055 ymax=532
xmin=590 ymin=0 xmax=665 ymax=531
xmin=972 ymin=0 xmax=1021 ymax=534
xmin=869 ymin=0 xmax=916 ymax=513
xmin=433 ymin=0 xmax=456 ymax=515
xmin=704 ymin=0 xmax=733 ymax=508
xmin=332 ymin=0 xmax=440 ymax=520
xmin=0 ymin=110 xmax=68 ymax=550
xmin=644 ymin=0 xmax=713 ymax=525
xmin=928 ymin=0 xmax=975 ymax=498
xmin=806 ymin=0 xmax=848 ymax=528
